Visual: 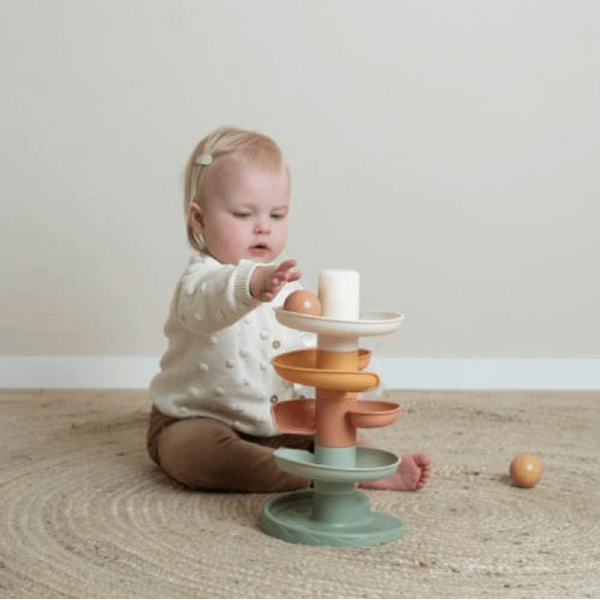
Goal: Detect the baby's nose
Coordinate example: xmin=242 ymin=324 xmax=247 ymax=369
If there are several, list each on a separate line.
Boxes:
xmin=254 ymin=217 xmax=271 ymax=233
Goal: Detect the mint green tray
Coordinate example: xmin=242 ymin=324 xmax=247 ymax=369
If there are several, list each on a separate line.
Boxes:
xmin=273 ymin=446 xmax=399 ymax=483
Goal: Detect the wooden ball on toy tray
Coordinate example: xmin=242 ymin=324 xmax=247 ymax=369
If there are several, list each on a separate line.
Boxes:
xmin=509 ymin=453 xmax=543 ymax=488
xmin=283 ymin=290 xmax=322 ymax=316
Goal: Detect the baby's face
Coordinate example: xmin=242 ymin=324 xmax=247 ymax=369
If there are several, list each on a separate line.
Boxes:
xmin=191 ymin=155 xmax=291 ymax=265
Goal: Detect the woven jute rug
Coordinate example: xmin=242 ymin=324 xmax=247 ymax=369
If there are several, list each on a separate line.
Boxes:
xmin=1 ymin=389 xmax=599 ymax=599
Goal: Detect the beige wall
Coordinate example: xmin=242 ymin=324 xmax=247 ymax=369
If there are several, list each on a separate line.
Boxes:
xmin=1 ymin=0 xmax=598 ymax=362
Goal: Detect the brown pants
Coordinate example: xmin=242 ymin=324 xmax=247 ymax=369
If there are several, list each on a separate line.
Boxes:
xmin=146 ymin=405 xmax=314 ymax=492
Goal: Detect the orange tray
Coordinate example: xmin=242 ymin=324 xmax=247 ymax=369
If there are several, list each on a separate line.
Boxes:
xmin=272 ymin=398 xmax=401 ymax=436
xmin=272 ymin=349 xmax=379 ymax=392
xmin=272 ymin=399 xmax=317 ymax=435
xmin=350 ymin=400 xmax=401 ymax=428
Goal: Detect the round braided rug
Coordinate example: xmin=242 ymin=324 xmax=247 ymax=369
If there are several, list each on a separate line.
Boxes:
xmin=1 ymin=389 xmax=599 ymax=598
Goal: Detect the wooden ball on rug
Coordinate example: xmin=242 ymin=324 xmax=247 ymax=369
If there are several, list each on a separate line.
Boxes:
xmin=283 ymin=290 xmax=322 ymax=316
xmin=510 ymin=453 xmax=543 ymax=488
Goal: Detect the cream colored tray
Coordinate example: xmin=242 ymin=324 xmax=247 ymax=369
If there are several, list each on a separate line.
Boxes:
xmin=275 ymin=309 xmax=404 ymax=337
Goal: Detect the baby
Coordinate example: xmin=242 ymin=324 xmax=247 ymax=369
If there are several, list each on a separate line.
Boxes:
xmin=147 ymin=126 xmax=431 ymax=493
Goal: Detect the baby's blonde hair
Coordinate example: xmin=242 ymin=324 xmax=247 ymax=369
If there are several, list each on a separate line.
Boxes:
xmin=184 ymin=126 xmax=287 ymax=253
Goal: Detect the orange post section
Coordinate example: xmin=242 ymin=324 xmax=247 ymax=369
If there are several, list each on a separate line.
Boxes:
xmin=316 ymin=349 xmax=359 ymax=371
xmin=315 ymin=389 xmax=358 ymax=448
xmin=316 ymin=349 xmax=358 ymax=448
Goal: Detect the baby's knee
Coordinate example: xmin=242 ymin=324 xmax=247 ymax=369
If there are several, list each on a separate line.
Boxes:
xmin=157 ymin=418 xmax=236 ymax=489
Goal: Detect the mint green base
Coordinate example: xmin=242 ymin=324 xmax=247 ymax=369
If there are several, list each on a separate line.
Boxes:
xmin=262 ymin=487 xmax=404 ymax=547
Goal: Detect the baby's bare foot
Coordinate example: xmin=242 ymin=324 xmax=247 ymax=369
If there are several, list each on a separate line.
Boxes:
xmin=360 ymin=453 xmax=432 ymax=491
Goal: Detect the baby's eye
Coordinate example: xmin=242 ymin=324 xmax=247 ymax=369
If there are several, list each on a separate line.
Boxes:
xmin=271 ymin=213 xmax=286 ymax=220
xmin=233 ymin=212 xmax=251 ymax=219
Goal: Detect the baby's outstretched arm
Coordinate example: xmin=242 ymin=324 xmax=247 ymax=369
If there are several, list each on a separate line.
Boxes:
xmin=250 ymin=259 xmax=302 ymax=302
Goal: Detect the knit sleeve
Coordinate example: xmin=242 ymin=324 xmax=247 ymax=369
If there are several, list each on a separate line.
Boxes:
xmin=174 ymin=257 xmax=264 ymax=334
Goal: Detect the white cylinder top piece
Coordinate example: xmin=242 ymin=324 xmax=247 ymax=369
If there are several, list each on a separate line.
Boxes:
xmin=318 ymin=269 xmax=360 ymax=321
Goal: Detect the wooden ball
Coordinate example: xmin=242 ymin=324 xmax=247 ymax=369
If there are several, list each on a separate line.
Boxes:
xmin=283 ymin=290 xmax=322 ymax=316
xmin=510 ymin=453 xmax=543 ymax=488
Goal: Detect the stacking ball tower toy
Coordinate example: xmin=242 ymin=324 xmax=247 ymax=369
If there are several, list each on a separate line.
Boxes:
xmin=261 ymin=269 xmax=405 ymax=546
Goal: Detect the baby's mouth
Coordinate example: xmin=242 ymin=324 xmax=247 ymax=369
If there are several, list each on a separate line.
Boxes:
xmin=248 ymin=243 xmax=271 ymax=257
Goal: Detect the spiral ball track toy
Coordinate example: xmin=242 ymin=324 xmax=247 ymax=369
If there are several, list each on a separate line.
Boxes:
xmin=261 ymin=269 xmax=406 ymax=547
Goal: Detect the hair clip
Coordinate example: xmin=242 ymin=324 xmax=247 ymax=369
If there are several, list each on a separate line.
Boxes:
xmin=195 ymin=154 xmax=213 ymax=166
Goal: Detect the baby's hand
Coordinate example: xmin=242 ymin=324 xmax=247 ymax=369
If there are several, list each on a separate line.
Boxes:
xmin=250 ymin=259 xmax=302 ymax=302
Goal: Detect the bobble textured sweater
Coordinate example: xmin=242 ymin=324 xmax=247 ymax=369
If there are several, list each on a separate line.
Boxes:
xmin=150 ymin=254 xmax=314 ymax=437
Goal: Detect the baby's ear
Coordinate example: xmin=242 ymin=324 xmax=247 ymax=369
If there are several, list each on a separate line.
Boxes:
xmin=188 ymin=202 xmax=204 ymax=230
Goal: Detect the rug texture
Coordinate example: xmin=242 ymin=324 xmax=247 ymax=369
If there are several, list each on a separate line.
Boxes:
xmin=0 ymin=389 xmax=599 ymax=599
